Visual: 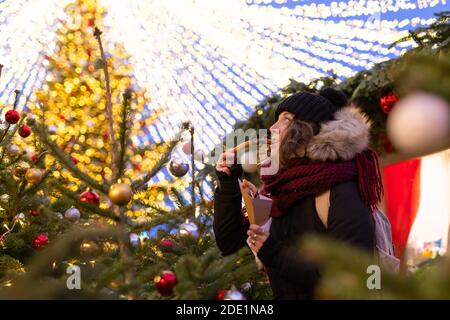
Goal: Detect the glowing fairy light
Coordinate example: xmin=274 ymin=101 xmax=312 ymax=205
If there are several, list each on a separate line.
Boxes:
xmin=0 ymin=0 xmax=446 ymax=206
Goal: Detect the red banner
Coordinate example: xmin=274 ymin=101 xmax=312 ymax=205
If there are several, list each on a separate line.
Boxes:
xmin=383 ymin=159 xmax=422 ymax=259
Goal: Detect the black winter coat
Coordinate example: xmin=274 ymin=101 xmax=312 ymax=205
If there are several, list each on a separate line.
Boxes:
xmin=213 ymin=165 xmax=375 ymax=300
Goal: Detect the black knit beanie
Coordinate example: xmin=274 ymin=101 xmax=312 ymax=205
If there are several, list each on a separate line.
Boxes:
xmin=274 ymin=87 xmax=348 ymax=134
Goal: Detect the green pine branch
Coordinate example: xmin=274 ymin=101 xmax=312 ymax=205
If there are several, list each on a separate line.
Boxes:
xmin=115 ymin=90 xmax=133 ymax=182
xmin=130 ymin=127 xmax=185 ymax=190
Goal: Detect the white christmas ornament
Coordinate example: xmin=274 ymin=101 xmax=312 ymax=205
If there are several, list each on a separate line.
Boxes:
xmin=129 ymin=233 xmax=140 ymax=246
xmin=387 ymin=92 xmax=450 ymax=156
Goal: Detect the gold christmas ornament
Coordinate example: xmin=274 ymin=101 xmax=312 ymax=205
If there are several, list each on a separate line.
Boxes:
xmin=108 ymin=182 xmax=133 ymax=206
xmin=14 ymin=162 xmax=30 ymax=177
xmin=79 ymin=240 xmax=101 ymax=258
xmin=25 ymin=168 xmax=44 ymax=185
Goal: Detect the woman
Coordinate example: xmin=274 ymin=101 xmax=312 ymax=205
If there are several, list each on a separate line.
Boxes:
xmin=213 ymin=87 xmax=383 ymax=299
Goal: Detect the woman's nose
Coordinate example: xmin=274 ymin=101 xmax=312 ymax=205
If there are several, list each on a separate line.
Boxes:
xmin=270 ymin=122 xmax=278 ymax=133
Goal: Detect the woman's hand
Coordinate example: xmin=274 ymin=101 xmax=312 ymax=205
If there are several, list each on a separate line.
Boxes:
xmin=247 ymin=224 xmax=269 ymax=253
xmin=215 ymin=151 xmax=236 ymax=176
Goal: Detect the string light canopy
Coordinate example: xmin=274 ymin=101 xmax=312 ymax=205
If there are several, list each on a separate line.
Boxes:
xmin=0 ymin=0 xmax=447 ymax=204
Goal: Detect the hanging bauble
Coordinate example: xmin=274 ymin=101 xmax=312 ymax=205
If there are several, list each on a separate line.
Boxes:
xmin=80 ymin=240 xmax=101 ymax=258
xmin=25 ymin=168 xmax=44 ymax=185
xmin=26 ymin=114 xmax=36 ymax=126
xmin=18 ymin=125 xmax=31 ymax=138
xmin=181 ymin=142 xmax=192 ymax=155
xmin=70 ymin=156 xmax=79 ymax=165
xmin=31 ymin=153 xmax=38 ymax=162
xmin=5 ymin=110 xmax=20 ymax=124
xmin=387 ymin=92 xmax=450 ymax=156
xmin=80 ymin=189 xmax=100 ymax=206
xmin=31 ymin=209 xmax=39 ymax=217
xmin=178 ymin=220 xmax=199 ymax=240
xmin=379 ymin=92 xmax=398 ymax=114
xmin=48 ymin=125 xmax=57 ymax=135
xmin=65 ymin=207 xmax=81 ymax=221
xmin=14 ymin=161 xmax=30 ymax=177
xmin=216 ymin=290 xmax=228 ymax=300
xmin=33 ymin=234 xmax=49 ymax=249
xmin=6 ymin=144 xmax=21 ymax=157
xmin=154 ymin=270 xmax=177 ymax=296
xmin=240 ymin=151 xmax=259 ymax=173
xmin=222 ymin=286 xmax=246 ymax=300
xmin=108 ymin=183 xmax=133 ymax=206
xmin=159 ymin=238 xmax=174 ymax=249
xmin=168 ymin=159 xmax=189 ymax=178
xmin=129 ymin=233 xmax=140 ymax=246
xmin=0 ymin=194 xmax=10 ymax=205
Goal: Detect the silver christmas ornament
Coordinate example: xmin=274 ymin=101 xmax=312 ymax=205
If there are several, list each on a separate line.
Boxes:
xmin=48 ymin=125 xmax=57 ymax=135
xmin=178 ymin=220 xmax=199 ymax=240
xmin=64 ymin=207 xmax=81 ymax=221
xmin=168 ymin=159 xmax=189 ymax=178
xmin=7 ymin=144 xmax=21 ymax=157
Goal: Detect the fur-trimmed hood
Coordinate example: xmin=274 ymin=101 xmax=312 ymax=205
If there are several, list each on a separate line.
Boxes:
xmin=306 ymin=106 xmax=370 ymax=161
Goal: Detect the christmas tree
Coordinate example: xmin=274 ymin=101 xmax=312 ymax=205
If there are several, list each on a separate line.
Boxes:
xmin=0 ymin=0 xmax=271 ymax=300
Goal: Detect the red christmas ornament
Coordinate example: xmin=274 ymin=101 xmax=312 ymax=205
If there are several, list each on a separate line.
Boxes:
xmin=31 ymin=154 xmax=38 ymax=162
xmin=19 ymin=125 xmax=32 ymax=138
xmin=216 ymin=290 xmax=227 ymax=300
xmin=160 ymin=238 xmax=173 ymax=248
xmin=5 ymin=110 xmax=20 ymax=124
xmin=154 ymin=270 xmax=177 ymax=296
xmin=80 ymin=190 xmax=100 ymax=206
xmin=33 ymin=234 xmax=49 ymax=248
xmin=70 ymin=156 xmax=79 ymax=165
xmin=379 ymin=92 xmax=398 ymax=114
xmin=31 ymin=209 xmax=39 ymax=216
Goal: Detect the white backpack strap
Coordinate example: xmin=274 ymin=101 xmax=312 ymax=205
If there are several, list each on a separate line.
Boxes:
xmin=315 ymin=189 xmax=331 ymax=229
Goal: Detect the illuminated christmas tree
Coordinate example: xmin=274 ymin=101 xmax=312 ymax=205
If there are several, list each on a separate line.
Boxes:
xmin=0 ymin=0 xmax=271 ymax=299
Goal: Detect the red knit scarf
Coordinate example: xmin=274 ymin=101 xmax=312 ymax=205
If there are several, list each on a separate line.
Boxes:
xmin=260 ymin=149 xmax=383 ymax=217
